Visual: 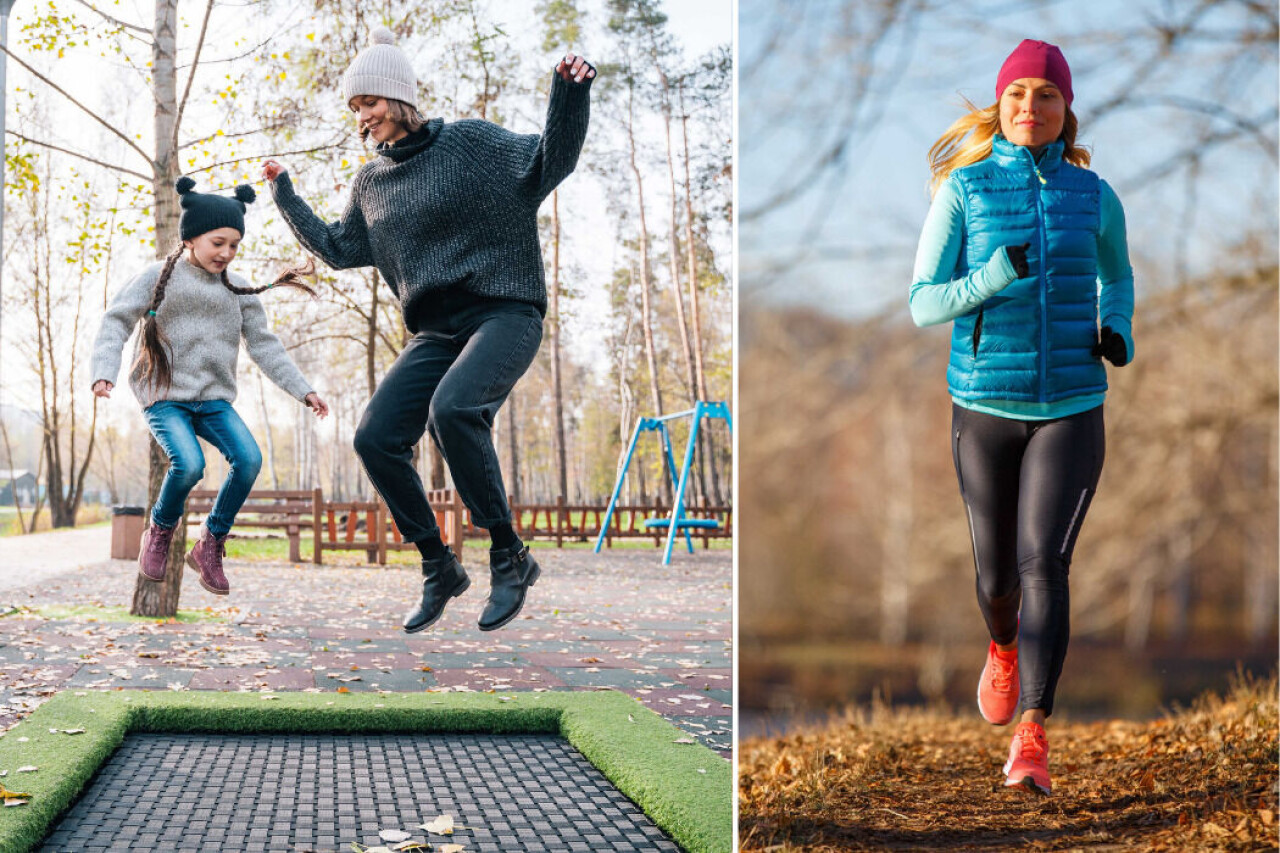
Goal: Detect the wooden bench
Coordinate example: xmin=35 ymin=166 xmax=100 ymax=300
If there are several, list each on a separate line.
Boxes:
xmin=185 ymin=488 xmax=317 ymax=563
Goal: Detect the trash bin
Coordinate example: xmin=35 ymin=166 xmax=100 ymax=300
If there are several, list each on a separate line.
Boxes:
xmin=111 ymin=506 xmax=146 ymax=560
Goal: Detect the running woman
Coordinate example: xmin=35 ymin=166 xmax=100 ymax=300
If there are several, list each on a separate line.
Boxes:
xmin=91 ymin=178 xmax=329 ymax=595
xmin=262 ymin=27 xmax=594 ymax=634
xmin=909 ymin=39 xmax=1135 ymax=794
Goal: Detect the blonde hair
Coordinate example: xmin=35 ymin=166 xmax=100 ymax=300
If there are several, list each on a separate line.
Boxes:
xmin=927 ymin=98 xmax=1090 ymax=196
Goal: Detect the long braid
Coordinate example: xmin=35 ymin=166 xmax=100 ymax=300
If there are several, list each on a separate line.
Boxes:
xmin=219 ymin=256 xmax=318 ymax=298
xmin=133 ymin=243 xmax=184 ymax=395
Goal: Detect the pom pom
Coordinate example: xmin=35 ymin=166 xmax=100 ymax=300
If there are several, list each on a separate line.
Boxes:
xmin=174 ymin=175 xmax=196 ymax=195
xmin=234 ymin=184 xmax=257 ymax=205
xmin=370 ymin=25 xmax=395 ymax=45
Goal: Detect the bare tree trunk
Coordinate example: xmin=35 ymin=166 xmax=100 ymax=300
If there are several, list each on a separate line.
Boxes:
xmin=680 ymin=83 xmax=725 ymax=505
xmin=257 ymin=371 xmax=281 ymax=489
xmin=624 ymin=81 xmax=670 ymax=505
xmin=133 ymin=0 xmax=185 ymax=619
xmin=549 ymin=191 xmax=569 ymax=503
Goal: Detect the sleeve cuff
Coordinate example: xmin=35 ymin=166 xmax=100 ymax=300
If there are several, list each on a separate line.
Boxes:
xmin=270 ymin=172 xmax=296 ymax=200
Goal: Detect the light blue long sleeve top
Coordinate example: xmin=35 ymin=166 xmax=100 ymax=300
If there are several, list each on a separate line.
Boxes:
xmin=910 ymin=173 xmax=1135 ymax=420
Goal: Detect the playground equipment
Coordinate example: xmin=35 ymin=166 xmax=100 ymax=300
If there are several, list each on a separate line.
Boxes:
xmin=594 ymin=401 xmax=733 ymax=564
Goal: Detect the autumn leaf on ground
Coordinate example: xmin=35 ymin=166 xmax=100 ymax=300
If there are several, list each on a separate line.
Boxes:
xmin=439 ymin=844 xmax=465 ymax=853
xmin=15 ymin=766 xmax=37 ymax=773
xmin=337 ymin=686 xmax=350 ymax=694
xmin=420 ymin=814 xmax=454 ymax=834
xmin=392 ymin=842 xmax=429 ymax=851
xmin=378 ymin=829 xmax=410 ymax=843
xmin=0 ymin=783 xmax=31 ymax=806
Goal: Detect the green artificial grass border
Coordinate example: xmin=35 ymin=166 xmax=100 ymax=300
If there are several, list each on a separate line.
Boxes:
xmin=0 ymin=689 xmax=729 ymax=853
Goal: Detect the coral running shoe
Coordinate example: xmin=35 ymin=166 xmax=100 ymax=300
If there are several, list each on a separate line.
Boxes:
xmin=1003 ymin=721 xmax=1051 ymax=795
xmin=977 ymin=641 xmax=1019 ymax=725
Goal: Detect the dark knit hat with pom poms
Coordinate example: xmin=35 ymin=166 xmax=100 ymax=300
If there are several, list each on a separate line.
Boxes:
xmin=176 ymin=176 xmax=256 ymax=240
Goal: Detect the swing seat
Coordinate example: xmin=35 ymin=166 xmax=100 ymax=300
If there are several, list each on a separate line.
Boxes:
xmin=642 ymin=518 xmax=721 ymax=530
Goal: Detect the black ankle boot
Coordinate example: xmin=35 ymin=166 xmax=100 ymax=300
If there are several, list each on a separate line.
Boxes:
xmin=403 ymin=550 xmax=470 ymax=634
xmin=478 ymin=543 xmax=540 ymax=632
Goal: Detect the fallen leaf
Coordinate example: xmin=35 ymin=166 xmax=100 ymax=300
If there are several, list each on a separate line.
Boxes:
xmin=337 ymin=687 xmax=350 ymax=694
xmin=379 ymin=829 xmax=411 ymax=843
xmin=439 ymin=845 xmax=465 ymax=853
xmin=62 ymin=729 xmax=85 ymax=735
xmin=673 ymin=738 xmax=697 ymax=744
xmin=420 ymin=814 xmax=454 ymax=835
xmin=16 ymin=766 xmax=37 ymax=773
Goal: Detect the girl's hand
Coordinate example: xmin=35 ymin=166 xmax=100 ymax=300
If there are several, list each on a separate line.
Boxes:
xmin=304 ymin=392 xmax=329 ymax=418
xmin=261 ymin=160 xmax=286 ymax=182
xmin=555 ymin=53 xmax=596 ymax=83
xmin=92 ymin=380 xmax=113 ymax=399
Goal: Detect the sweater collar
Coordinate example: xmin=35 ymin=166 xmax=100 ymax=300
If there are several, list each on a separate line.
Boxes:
xmin=990 ymin=133 xmax=1065 ymax=174
xmin=377 ymin=118 xmax=444 ymax=163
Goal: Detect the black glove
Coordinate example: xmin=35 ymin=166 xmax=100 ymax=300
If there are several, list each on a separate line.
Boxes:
xmin=1005 ymin=243 xmax=1030 ymax=278
xmin=1092 ymin=325 xmax=1130 ymax=366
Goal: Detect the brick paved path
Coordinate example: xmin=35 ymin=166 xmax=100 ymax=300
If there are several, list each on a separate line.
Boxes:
xmin=0 ymin=541 xmax=732 ymax=753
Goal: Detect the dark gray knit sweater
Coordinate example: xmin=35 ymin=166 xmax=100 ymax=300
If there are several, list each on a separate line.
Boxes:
xmin=270 ymin=72 xmax=592 ymax=329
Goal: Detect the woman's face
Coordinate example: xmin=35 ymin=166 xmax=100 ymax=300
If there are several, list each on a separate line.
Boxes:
xmin=998 ymin=77 xmax=1066 ymax=150
xmin=349 ymin=95 xmax=409 ymax=144
xmin=185 ymin=227 xmax=241 ymax=275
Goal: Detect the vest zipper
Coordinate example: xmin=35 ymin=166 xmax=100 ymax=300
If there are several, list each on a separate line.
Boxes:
xmin=1029 ymin=150 xmax=1049 ymax=400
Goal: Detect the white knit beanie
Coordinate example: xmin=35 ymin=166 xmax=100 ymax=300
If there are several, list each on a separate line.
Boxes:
xmin=342 ymin=26 xmax=417 ymax=107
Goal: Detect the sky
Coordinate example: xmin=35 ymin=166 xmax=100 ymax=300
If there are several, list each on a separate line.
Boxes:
xmin=739 ymin=0 xmax=1279 ymax=318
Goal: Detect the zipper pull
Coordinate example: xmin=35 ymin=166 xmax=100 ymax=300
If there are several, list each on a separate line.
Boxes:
xmin=1033 ymin=164 xmax=1047 ymax=186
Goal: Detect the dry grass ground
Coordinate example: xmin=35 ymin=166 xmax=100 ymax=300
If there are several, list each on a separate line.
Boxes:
xmin=739 ymin=675 xmax=1277 ymax=851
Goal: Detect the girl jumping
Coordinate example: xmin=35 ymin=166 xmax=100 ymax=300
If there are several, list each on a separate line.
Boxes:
xmin=909 ymin=39 xmax=1135 ymax=794
xmin=261 ymin=27 xmax=595 ymax=634
xmin=91 ymin=178 xmax=329 ymax=595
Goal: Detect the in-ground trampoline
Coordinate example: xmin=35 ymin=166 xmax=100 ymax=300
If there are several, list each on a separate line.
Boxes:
xmin=0 ymin=690 xmax=730 ymax=853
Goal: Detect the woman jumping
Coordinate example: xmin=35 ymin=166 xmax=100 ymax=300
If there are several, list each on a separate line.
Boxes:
xmin=909 ymin=39 xmax=1135 ymax=794
xmin=91 ymin=178 xmax=329 ymax=595
xmin=262 ymin=27 xmax=594 ymax=634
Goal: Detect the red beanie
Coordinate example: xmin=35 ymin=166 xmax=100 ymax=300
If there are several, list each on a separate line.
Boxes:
xmin=996 ymin=39 xmax=1073 ymax=106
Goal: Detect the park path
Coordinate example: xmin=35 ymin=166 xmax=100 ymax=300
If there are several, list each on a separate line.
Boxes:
xmin=0 ymin=526 xmax=111 ymax=591
xmin=0 ymin=533 xmax=732 ymax=754
xmin=738 ymin=677 xmax=1276 ymax=851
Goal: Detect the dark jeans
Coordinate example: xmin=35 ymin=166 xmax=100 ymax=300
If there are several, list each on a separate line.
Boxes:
xmin=951 ymin=403 xmax=1106 ymax=716
xmin=353 ymin=291 xmax=543 ymax=541
xmin=143 ymin=399 xmax=263 ymax=537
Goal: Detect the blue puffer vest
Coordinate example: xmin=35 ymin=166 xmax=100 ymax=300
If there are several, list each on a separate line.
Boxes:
xmin=947 ymin=135 xmax=1105 ymax=403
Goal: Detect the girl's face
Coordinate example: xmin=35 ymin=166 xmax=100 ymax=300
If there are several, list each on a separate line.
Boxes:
xmin=185 ymin=227 xmax=241 ymax=275
xmin=349 ymin=95 xmax=409 ymax=144
xmin=998 ymin=78 xmax=1066 ymax=150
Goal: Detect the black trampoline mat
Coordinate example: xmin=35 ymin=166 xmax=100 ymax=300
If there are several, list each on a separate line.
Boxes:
xmin=39 ymin=733 xmax=682 ymax=852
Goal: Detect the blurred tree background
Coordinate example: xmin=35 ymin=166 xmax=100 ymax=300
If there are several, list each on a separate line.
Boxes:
xmin=739 ymin=0 xmax=1278 ymax=727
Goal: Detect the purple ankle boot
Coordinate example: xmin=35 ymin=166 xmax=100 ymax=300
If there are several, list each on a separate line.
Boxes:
xmin=137 ymin=521 xmax=176 ymax=582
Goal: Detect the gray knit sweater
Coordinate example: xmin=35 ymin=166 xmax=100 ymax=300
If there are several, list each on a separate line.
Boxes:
xmin=90 ymin=257 xmax=314 ymax=407
xmin=270 ymin=72 xmax=592 ymax=330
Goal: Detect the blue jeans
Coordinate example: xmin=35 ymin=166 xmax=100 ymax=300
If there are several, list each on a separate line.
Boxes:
xmin=143 ymin=400 xmax=263 ymax=537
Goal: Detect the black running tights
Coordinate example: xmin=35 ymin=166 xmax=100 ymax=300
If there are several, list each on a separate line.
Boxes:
xmin=950 ymin=403 xmax=1105 ymax=716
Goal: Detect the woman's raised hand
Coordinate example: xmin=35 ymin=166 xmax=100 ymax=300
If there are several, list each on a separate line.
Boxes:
xmin=555 ymin=53 xmax=596 ymax=83
xmin=261 ymin=160 xmax=286 ymax=182
xmin=92 ymin=380 xmax=113 ymax=399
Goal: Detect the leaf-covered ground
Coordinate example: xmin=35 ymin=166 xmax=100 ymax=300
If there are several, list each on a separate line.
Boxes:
xmin=739 ymin=676 xmax=1277 ymax=851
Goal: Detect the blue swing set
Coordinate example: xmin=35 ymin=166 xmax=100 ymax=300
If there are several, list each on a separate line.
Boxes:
xmin=593 ymin=400 xmax=733 ymax=564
